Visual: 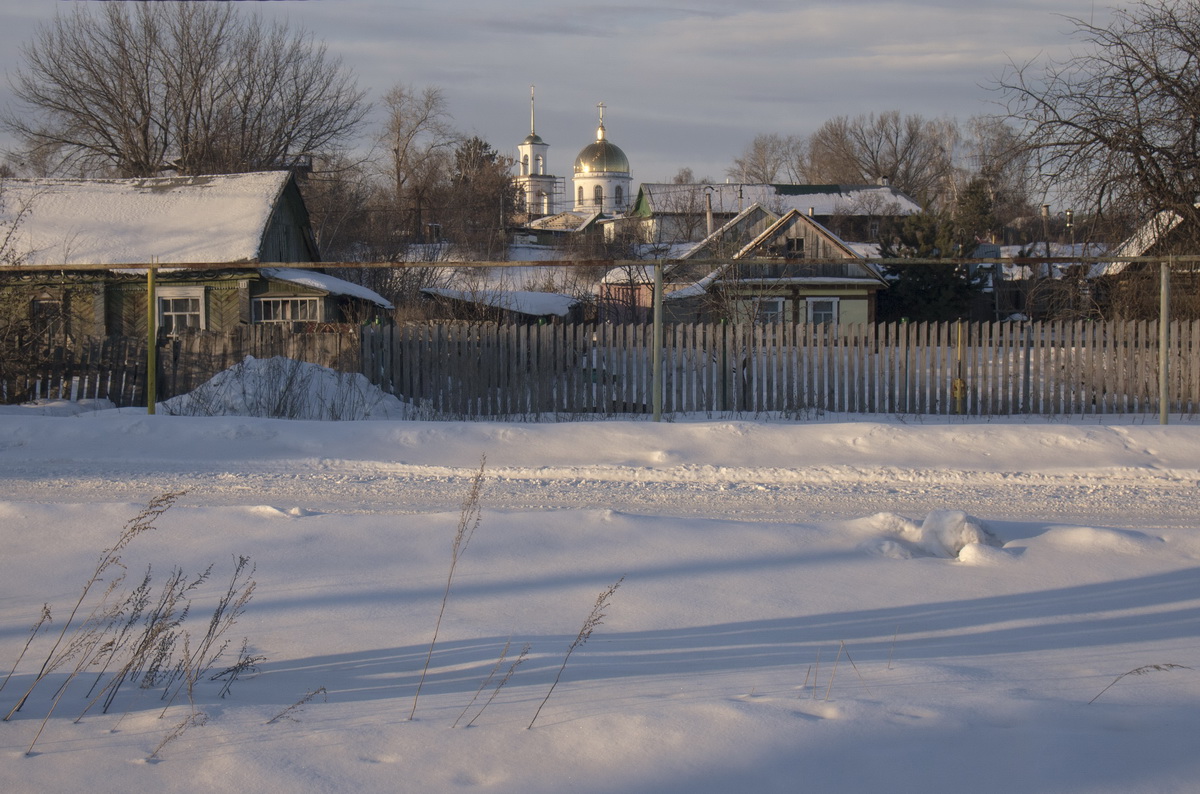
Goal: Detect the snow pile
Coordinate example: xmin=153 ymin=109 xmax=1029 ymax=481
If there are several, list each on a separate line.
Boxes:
xmin=159 ymin=356 xmax=411 ymax=420
xmin=851 ymin=509 xmax=1000 ymax=559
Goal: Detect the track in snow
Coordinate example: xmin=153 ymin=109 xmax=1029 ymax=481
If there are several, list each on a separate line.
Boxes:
xmin=7 ymin=458 xmax=1197 ymax=528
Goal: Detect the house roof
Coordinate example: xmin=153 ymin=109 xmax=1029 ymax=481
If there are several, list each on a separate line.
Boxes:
xmin=0 ymin=172 xmax=299 ymax=266
xmin=525 ymin=210 xmax=602 ymax=233
xmin=632 ymin=183 xmax=921 ymax=218
xmin=677 ymin=203 xmax=779 ymax=261
xmin=421 ymin=288 xmax=579 ymax=318
xmin=260 ymin=268 xmax=393 ymax=309
xmin=1094 ymin=210 xmax=1185 ymax=277
xmin=662 ymin=205 xmax=884 ymax=296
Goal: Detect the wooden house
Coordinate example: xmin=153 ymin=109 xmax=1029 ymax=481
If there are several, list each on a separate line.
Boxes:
xmin=0 ymin=172 xmax=391 ymax=342
xmin=599 ymin=204 xmax=886 ymax=324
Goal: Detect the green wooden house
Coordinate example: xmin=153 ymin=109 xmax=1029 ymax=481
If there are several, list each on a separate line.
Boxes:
xmin=0 ymin=172 xmax=391 ymax=341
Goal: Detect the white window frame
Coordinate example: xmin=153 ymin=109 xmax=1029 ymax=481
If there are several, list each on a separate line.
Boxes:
xmin=753 ymin=297 xmax=787 ymax=323
xmin=806 ymin=297 xmax=839 ymax=325
xmin=157 ymin=286 xmax=206 ymax=335
xmin=252 ymin=296 xmax=323 ymax=324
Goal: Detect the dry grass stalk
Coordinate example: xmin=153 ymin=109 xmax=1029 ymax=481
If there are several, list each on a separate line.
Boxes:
xmin=839 ymin=640 xmax=871 ymax=696
xmin=453 ymin=638 xmax=512 ymax=728
xmin=1088 ymin=663 xmax=1192 ymax=704
xmin=148 ymin=709 xmax=208 ymax=761
xmin=409 ymin=456 xmax=486 ymax=721
xmin=465 ymin=643 xmax=530 ymax=728
xmin=823 ymin=643 xmax=844 ymax=701
xmin=0 ymin=604 xmax=51 ymax=696
xmin=5 ymin=491 xmax=185 ymax=722
xmin=528 ymin=575 xmax=624 ymax=730
xmin=267 ymin=687 xmax=328 ymax=725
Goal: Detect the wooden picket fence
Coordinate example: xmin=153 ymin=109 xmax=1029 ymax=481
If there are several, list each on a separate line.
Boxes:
xmin=361 ymin=320 xmax=1200 ymax=418
xmin=5 ymin=320 xmax=1198 ymax=418
xmin=1 ymin=325 xmax=360 ymax=407
xmin=1 ymin=335 xmax=148 ymax=407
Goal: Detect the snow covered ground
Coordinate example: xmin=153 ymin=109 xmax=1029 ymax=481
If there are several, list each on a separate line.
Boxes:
xmin=2 ymin=391 xmax=1200 ymax=792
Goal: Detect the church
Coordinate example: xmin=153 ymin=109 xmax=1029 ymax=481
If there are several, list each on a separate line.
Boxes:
xmin=513 ymin=90 xmax=633 ymax=220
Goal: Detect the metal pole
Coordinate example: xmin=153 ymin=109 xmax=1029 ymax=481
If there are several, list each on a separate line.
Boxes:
xmin=146 ymin=264 xmax=157 ymax=415
xmin=652 ymin=261 xmax=663 ymax=421
xmin=1159 ymin=258 xmax=1170 ymax=425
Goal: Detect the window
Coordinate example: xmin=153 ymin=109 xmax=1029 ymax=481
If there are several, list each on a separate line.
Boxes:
xmin=753 ymin=298 xmax=786 ymax=323
xmin=30 ymin=298 xmax=66 ymax=339
xmin=615 ymin=185 xmax=623 ymax=208
xmin=785 ymin=237 xmax=805 ymax=258
xmin=521 ymin=155 xmax=529 ymax=176
xmin=253 ymin=297 xmax=322 ymax=324
xmin=593 ymin=185 xmax=603 ymax=206
xmin=157 ymin=287 xmax=205 ymax=335
xmin=578 ymin=186 xmax=584 ymax=205
xmin=806 ymin=298 xmax=839 ymax=325
xmin=535 ymin=155 xmax=544 ymax=175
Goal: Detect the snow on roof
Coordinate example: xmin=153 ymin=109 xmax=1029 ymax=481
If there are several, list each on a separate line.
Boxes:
xmin=1094 ymin=210 xmax=1184 ymax=277
xmin=0 ymin=172 xmax=293 ymax=265
xmin=421 ymin=287 xmax=579 ymax=317
xmin=678 ymin=203 xmax=776 ymax=260
xmin=259 ymin=268 xmax=393 ymax=309
xmin=663 ymin=265 xmax=729 ymax=300
xmin=602 ymin=263 xmax=655 ymax=284
xmin=526 ymin=211 xmax=601 ymax=233
xmin=638 ymin=183 xmax=921 ymax=217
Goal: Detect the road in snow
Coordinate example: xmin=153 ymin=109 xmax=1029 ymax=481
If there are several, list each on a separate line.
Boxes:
xmin=4 ymin=443 xmax=1195 ymax=532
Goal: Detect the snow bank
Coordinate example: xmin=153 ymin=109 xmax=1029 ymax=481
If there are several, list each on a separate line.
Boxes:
xmin=159 ymin=356 xmax=411 ymax=420
xmin=850 ymin=509 xmax=1000 ymax=559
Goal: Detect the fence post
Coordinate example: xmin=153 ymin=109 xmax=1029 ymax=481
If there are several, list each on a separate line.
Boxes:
xmin=652 ymin=261 xmax=663 ymax=421
xmin=1160 ymin=258 xmax=1170 ymax=425
xmin=146 ymin=264 xmax=157 ymax=414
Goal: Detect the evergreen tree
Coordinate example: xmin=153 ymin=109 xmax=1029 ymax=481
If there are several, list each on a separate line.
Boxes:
xmin=876 ymin=212 xmax=984 ymax=322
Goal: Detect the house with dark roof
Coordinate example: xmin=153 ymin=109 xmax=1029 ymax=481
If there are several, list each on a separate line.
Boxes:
xmin=0 ymin=172 xmax=391 ymax=341
xmin=622 ymin=182 xmax=920 ymax=247
xmin=600 ymin=203 xmax=887 ymax=323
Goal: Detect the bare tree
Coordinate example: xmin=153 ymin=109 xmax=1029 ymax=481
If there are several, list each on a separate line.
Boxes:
xmin=999 ymin=0 xmax=1200 ymax=248
xmin=376 ymin=84 xmax=457 ymax=244
xmin=6 ymin=3 xmax=367 ymax=177
xmin=726 ymin=133 xmax=805 ymax=183
xmin=957 ymin=116 xmax=1036 ymax=232
xmin=806 ymin=111 xmax=957 ymax=205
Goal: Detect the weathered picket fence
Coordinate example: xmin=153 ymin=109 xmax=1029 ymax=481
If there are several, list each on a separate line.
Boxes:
xmin=5 ymin=320 xmax=1198 ymax=417
xmin=1 ymin=325 xmax=359 ymax=406
xmin=361 ymin=320 xmax=1200 ymax=418
xmin=0 ymin=335 xmax=148 ymax=406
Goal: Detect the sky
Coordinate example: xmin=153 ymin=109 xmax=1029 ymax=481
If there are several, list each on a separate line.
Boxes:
xmin=0 ymin=0 xmax=1112 ymax=184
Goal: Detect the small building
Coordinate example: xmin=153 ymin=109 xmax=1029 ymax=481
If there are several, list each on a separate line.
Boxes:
xmin=0 ymin=172 xmax=391 ymax=341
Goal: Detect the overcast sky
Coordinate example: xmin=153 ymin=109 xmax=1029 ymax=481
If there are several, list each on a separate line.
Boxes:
xmin=0 ymin=0 xmax=1110 ymax=184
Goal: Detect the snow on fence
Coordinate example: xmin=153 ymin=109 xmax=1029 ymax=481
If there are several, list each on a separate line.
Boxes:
xmin=361 ymin=320 xmax=1200 ymax=418
xmin=0 ymin=325 xmax=360 ymax=406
